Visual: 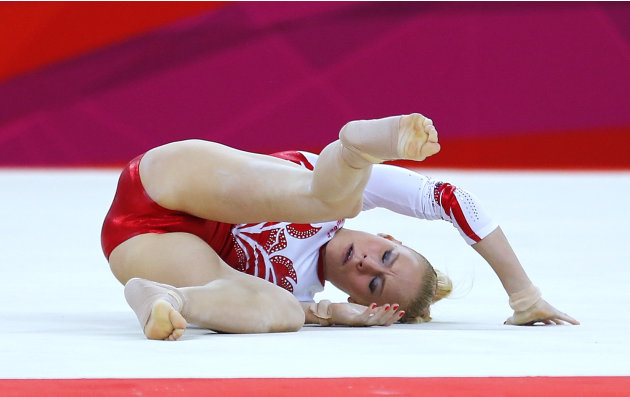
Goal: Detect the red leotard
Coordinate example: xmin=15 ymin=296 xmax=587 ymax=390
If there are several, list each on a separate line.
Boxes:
xmin=101 ymin=151 xmax=337 ymax=300
xmin=101 ymin=154 xmax=236 ymax=260
xmin=102 ymin=149 xmax=498 ymax=299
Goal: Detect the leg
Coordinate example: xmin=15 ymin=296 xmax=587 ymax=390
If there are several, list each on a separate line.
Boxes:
xmin=139 ymin=114 xmax=438 ymax=225
xmin=110 ymin=232 xmax=305 ymax=339
xmin=139 ymin=139 xmax=368 ymax=224
xmin=311 ymin=114 xmax=440 ymax=205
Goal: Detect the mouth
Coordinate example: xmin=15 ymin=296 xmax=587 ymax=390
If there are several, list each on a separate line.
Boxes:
xmin=343 ymin=243 xmax=354 ymax=265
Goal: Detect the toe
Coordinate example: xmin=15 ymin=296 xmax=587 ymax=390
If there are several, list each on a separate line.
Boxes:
xmin=427 ymin=126 xmax=439 ymax=143
xmin=424 ymin=142 xmax=441 ymax=157
xmin=171 ymin=328 xmax=185 ymax=340
xmin=144 ymin=300 xmax=186 ymax=340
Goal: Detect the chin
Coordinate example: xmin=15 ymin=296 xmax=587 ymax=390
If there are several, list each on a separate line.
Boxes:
xmin=348 ymin=297 xmax=368 ymax=306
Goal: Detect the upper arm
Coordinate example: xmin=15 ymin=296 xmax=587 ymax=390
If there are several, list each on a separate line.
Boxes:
xmin=362 ymin=163 xmax=438 ymax=218
xmin=305 ymin=152 xmax=499 ymax=244
xmin=363 ymin=163 xmax=499 ymax=244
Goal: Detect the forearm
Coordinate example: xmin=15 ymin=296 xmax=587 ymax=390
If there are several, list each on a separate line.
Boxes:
xmin=472 ymin=221 xmax=580 ymax=326
xmin=300 ymin=301 xmax=403 ymax=327
xmin=472 ymin=226 xmax=532 ymax=295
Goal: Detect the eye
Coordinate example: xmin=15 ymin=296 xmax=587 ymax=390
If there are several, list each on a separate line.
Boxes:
xmin=382 ymin=249 xmax=392 ymax=264
xmin=369 ymin=277 xmax=381 ymax=293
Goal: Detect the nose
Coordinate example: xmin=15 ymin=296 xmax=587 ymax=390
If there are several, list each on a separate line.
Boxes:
xmin=356 ymin=255 xmax=380 ymax=274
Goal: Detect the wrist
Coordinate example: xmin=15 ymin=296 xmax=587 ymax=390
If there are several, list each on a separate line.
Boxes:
xmin=308 ymin=300 xmax=334 ymax=326
xmin=508 ymin=284 xmax=541 ymax=312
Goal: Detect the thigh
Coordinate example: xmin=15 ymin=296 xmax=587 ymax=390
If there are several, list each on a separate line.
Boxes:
xmin=108 ymin=232 xmax=237 ymax=287
xmin=138 ymin=140 xmax=351 ymax=225
xmin=109 ymin=232 xmax=305 ymax=333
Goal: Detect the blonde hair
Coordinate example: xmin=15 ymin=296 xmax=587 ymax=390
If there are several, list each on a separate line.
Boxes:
xmin=400 ymin=251 xmax=453 ymax=324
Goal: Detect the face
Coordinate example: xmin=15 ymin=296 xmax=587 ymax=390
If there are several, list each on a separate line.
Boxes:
xmin=323 ymin=228 xmax=425 ymax=309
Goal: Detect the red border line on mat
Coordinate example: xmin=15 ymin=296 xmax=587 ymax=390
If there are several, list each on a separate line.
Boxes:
xmin=1 ymin=377 xmax=629 ymax=397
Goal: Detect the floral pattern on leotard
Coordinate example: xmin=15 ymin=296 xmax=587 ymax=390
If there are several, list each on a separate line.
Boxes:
xmin=231 ymin=222 xmax=323 ymax=293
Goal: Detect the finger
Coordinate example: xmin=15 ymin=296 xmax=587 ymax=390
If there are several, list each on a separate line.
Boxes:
xmin=384 ymin=304 xmax=402 ymax=326
xmin=361 ymin=303 xmax=379 ymax=325
xmin=366 ymin=305 xmax=389 ymax=325
xmin=383 ymin=315 xmax=397 ymax=326
xmin=545 ymin=302 xmax=580 ymax=325
xmin=382 ymin=306 xmax=405 ymax=326
xmin=372 ymin=304 xmax=398 ymax=325
xmin=558 ymin=312 xmax=580 ymax=325
xmin=380 ymin=305 xmax=403 ymax=326
xmin=350 ymin=303 xmax=374 ymax=325
xmin=360 ymin=302 xmax=377 ymax=318
xmin=541 ymin=318 xmax=566 ymax=326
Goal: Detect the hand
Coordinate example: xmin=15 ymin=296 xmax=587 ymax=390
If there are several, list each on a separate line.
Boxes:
xmin=505 ymin=299 xmax=580 ymax=326
xmin=329 ymin=302 xmax=405 ymax=327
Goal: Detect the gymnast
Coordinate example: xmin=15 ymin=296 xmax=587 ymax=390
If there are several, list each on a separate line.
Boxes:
xmin=101 ymin=113 xmax=579 ymax=340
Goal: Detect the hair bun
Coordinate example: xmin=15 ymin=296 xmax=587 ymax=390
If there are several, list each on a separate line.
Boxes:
xmin=433 ymin=269 xmax=453 ymax=303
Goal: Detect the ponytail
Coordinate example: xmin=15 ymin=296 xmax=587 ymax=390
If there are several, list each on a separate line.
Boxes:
xmin=400 ymin=251 xmax=453 ymax=324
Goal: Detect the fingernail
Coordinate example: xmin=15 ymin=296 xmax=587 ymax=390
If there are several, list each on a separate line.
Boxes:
xmin=399 ymin=311 xmax=405 ymax=317
xmin=384 ymin=304 xmax=390 ymax=311
xmin=392 ymin=304 xmax=399 ymax=311
xmin=370 ymin=303 xmax=377 ymax=309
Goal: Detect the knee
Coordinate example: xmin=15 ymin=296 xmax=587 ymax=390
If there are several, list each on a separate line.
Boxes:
xmin=338 ymin=120 xmax=360 ymax=140
xmin=280 ymin=302 xmax=306 ymax=332
xmin=267 ymin=292 xmax=305 ymax=333
xmin=149 ymin=139 xmax=209 ymax=163
xmin=331 ymin=197 xmax=363 ymax=220
xmin=108 ymin=247 xmax=133 ymax=286
xmin=346 ymin=198 xmax=363 ymax=218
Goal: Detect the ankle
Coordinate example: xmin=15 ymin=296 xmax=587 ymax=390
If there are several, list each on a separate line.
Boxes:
xmin=341 ymin=146 xmax=378 ymax=169
xmin=166 ymin=288 xmax=185 ymax=313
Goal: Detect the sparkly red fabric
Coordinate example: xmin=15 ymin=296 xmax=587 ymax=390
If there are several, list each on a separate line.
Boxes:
xmin=100 ymin=154 xmax=234 ymax=260
xmin=100 ymin=151 xmax=329 ymax=291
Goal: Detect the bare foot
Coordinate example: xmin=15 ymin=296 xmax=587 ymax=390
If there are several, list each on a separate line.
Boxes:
xmin=144 ymin=299 xmax=188 ymax=341
xmin=124 ymin=278 xmax=188 ymax=341
xmin=397 ymin=113 xmax=441 ymax=161
xmin=339 ymin=113 xmax=440 ymax=166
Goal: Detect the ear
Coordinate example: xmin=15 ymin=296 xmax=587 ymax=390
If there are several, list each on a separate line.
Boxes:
xmin=347 ymin=296 xmax=358 ymax=304
xmin=377 ymin=233 xmax=402 ymax=245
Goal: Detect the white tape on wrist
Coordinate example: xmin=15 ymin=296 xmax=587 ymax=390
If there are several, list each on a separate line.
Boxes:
xmin=508 ymin=284 xmax=542 ymax=312
xmin=310 ymin=300 xmax=333 ymax=325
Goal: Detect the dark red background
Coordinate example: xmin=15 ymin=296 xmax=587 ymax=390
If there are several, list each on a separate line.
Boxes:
xmin=1 ymin=2 xmax=629 ymax=169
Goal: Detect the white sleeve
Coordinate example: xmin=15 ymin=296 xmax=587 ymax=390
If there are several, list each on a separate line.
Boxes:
xmin=300 ymin=152 xmax=499 ymax=245
xmin=362 ymin=163 xmax=499 ymax=244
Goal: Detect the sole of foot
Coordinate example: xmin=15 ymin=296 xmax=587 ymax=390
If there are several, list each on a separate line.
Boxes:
xmin=397 ymin=113 xmax=441 ymax=161
xmin=144 ymin=299 xmax=188 ymax=341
